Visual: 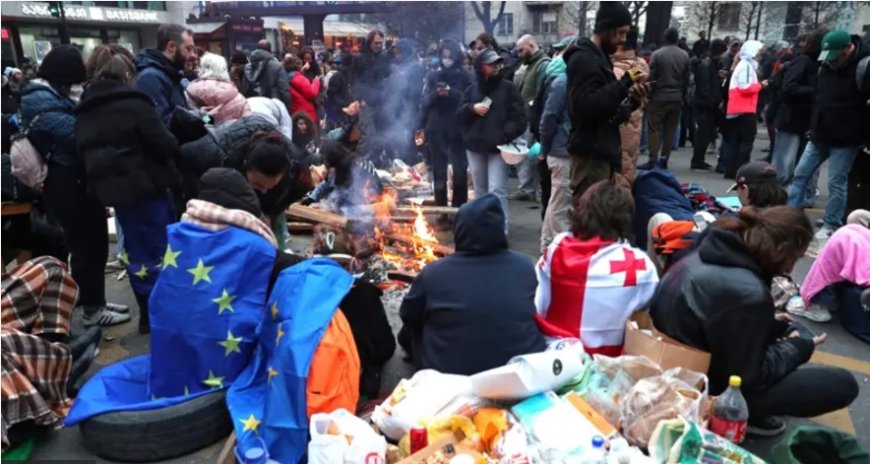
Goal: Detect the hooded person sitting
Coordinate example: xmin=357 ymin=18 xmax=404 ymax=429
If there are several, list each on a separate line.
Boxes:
xmin=185 ymin=53 xmax=252 ymax=126
xmin=398 ymin=193 xmax=546 ymax=375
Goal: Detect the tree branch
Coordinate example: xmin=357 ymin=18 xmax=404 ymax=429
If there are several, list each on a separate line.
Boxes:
xmin=470 ymin=1 xmax=486 ymax=24
xmin=492 ymin=1 xmax=507 ymax=31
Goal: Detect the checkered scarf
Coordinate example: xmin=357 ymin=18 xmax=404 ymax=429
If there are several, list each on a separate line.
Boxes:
xmin=1 ymin=256 xmax=77 ymax=450
xmin=181 ymin=199 xmax=278 ymax=248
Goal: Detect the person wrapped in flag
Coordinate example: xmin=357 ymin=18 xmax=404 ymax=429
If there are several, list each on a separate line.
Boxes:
xmin=535 ymin=180 xmax=659 ymax=356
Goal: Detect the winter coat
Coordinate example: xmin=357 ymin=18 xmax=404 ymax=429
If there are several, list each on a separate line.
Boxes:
xmin=727 ymin=41 xmax=764 ymax=116
xmin=178 ymin=114 xmax=305 ymax=218
xmin=325 ymin=69 xmax=352 ymax=124
xmin=242 ymin=49 xmax=292 ymax=112
xmin=385 ymin=47 xmax=425 ymax=132
xmin=811 ymin=36 xmax=870 ymax=147
xmin=134 ymin=48 xmax=187 ymax=127
xmin=775 ymin=55 xmax=818 ymax=135
xmin=650 ymin=227 xmax=816 ymax=395
xmin=75 ymin=79 xmax=181 ymax=207
xmin=247 ymin=96 xmax=293 ymax=140
xmin=564 ymin=37 xmax=634 ymax=170
xmin=539 ymin=74 xmax=570 ymax=158
xmin=693 ymin=55 xmax=725 ymax=111
xmin=650 ymin=45 xmax=691 ymax=103
xmin=513 ymin=49 xmax=551 ymax=114
xmin=288 ymin=71 xmax=320 ymax=123
xmin=351 ymin=40 xmax=390 ymax=106
xmin=399 ymin=194 xmax=546 ymax=376
xmin=19 ymin=81 xmax=78 ymax=167
xmin=421 ymin=43 xmax=473 ymax=138
xmin=613 ymin=50 xmax=649 ymax=182
xmin=631 ymin=167 xmax=695 ymax=249
xmin=457 ymin=74 xmax=527 ymax=154
xmin=185 ymin=78 xmax=251 ymax=126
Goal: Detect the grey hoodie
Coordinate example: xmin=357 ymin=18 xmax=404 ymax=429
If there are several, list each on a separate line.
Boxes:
xmin=242 ymin=49 xmax=291 ymax=111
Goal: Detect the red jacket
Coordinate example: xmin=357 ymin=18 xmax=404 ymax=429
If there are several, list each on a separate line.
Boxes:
xmin=289 ymin=71 xmax=320 ymax=123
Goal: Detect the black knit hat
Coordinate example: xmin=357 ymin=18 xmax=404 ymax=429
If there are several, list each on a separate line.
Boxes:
xmin=594 ymin=2 xmax=632 ymax=34
xmin=197 ymin=168 xmax=263 ymax=217
xmin=37 ymin=45 xmax=86 ymax=85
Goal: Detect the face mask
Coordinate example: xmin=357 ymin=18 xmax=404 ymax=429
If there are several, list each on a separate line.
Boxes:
xmin=441 ymin=58 xmax=454 ymax=68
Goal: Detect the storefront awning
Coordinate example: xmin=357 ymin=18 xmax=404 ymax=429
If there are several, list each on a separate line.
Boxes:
xmin=188 ymin=22 xmax=225 ymax=35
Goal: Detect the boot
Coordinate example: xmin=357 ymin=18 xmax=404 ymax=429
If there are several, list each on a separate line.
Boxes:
xmin=134 ymin=293 xmax=150 ymax=335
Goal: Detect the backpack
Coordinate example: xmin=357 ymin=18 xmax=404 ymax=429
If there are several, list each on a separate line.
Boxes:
xmin=856 ymin=55 xmax=870 ymax=93
xmin=9 ymin=111 xmax=50 ymax=191
xmin=306 ymin=309 xmax=361 ymax=418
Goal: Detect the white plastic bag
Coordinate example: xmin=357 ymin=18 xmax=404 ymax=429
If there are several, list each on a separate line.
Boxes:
xmin=308 ymin=409 xmax=387 ymax=464
xmin=371 ymin=370 xmax=474 ymax=440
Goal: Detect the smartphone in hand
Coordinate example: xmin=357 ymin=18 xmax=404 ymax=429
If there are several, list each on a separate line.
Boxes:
xmin=481 ymin=96 xmax=493 ymax=109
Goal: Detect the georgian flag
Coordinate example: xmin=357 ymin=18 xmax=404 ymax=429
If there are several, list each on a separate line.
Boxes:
xmin=535 ymin=233 xmax=660 ymax=357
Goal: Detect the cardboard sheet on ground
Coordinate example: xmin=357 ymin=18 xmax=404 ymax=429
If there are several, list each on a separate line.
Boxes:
xmin=471 ymin=344 xmax=585 ymax=400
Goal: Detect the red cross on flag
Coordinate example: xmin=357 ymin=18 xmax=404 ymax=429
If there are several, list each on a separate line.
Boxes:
xmin=535 ymin=233 xmax=660 ymax=356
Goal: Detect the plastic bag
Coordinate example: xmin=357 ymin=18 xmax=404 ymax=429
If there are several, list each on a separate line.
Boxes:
xmin=308 ymin=408 xmax=387 ymax=464
xmin=593 ymin=354 xmax=662 ymax=382
xmin=371 ymin=370 xmax=476 ymax=441
xmin=649 ymin=418 xmax=765 ymax=463
xmin=398 ymin=415 xmax=482 ymax=456
xmin=620 ymin=370 xmax=707 ymax=449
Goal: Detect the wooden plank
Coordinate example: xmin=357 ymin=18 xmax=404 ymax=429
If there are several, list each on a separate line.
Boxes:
xmin=385 ymin=232 xmax=454 ymax=257
xmin=285 ymin=204 xmax=348 ymax=228
xmin=287 ymin=222 xmax=314 ymax=234
xmin=394 ymin=205 xmax=459 ymax=216
xmin=215 ymin=431 xmax=236 ymax=464
xmin=1 ymin=202 xmax=32 ymax=216
xmin=388 ymin=270 xmax=418 ymax=283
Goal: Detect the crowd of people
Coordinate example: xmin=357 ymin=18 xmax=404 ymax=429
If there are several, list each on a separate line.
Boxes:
xmin=1 ymin=1 xmax=869 ymax=453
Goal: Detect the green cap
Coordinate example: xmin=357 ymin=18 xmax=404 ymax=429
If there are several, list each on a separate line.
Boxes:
xmin=553 ymin=35 xmax=576 ymax=50
xmin=818 ymin=29 xmax=851 ymax=61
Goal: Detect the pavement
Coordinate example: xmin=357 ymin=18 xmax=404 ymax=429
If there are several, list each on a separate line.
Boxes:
xmin=27 ymin=130 xmax=870 ymax=462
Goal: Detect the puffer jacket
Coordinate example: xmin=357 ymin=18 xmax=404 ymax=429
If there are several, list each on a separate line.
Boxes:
xmin=457 ymin=58 xmax=527 ymax=154
xmin=76 ymin=79 xmax=180 ymax=206
xmin=650 ymin=227 xmax=815 ymax=395
xmin=288 ymin=71 xmax=320 ymax=123
xmin=612 ymin=50 xmax=649 ymax=183
xmin=185 ymin=78 xmax=251 ymax=126
xmin=242 ymin=49 xmax=291 ymax=111
xmin=19 ymin=80 xmax=78 ymax=167
xmin=179 ymin=114 xmax=306 ymax=217
xmin=135 ymin=48 xmax=187 ymax=127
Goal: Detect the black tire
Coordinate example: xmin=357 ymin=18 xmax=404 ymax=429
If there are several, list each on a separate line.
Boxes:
xmin=79 ymin=389 xmax=232 ymax=462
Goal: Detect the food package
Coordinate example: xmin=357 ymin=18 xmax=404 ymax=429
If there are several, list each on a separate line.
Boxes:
xmin=511 ymin=392 xmax=603 ymax=459
xmin=619 ymin=369 xmax=707 ymax=449
xmin=397 ymin=429 xmax=486 ymax=464
xmin=472 ymin=408 xmax=509 ymax=453
xmin=308 ymin=408 xmax=388 ymax=464
xmin=471 ymin=344 xmax=585 ymax=400
xmin=649 ymin=418 xmax=765 ymax=464
xmin=398 ymin=415 xmax=482 ymax=456
xmin=593 ymin=354 xmax=662 ymax=383
xmin=563 ymin=392 xmax=618 ymax=439
xmin=372 ymin=370 xmax=477 ymax=441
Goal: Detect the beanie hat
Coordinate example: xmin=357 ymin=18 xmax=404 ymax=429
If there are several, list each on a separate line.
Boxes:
xmin=230 ymin=51 xmax=248 ymax=66
xmin=197 ymin=168 xmax=262 ymax=218
xmin=37 ymin=45 xmax=86 ymax=85
xmin=594 ymin=2 xmax=632 ymax=34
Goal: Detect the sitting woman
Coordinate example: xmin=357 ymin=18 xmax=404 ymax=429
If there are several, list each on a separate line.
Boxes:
xmin=536 ymin=180 xmax=659 ymax=356
xmin=650 ymin=206 xmax=858 ymax=438
xmin=398 ymin=194 xmax=546 ymax=375
xmin=799 ymin=224 xmax=870 ymax=343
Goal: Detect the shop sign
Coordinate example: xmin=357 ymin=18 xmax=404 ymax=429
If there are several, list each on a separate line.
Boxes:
xmin=230 ymin=23 xmax=263 ymax=33
xmin=19 ymin=3 xmax=160 ymax=23
xmin=103 ymin=9 xmax=160 ymax=23
xmin=21 ymin=3 xmax=88 ymax=19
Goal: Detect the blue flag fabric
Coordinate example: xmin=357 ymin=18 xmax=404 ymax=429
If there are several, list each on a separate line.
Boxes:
xmin=149 ymin=222 xmax=276 ymax=398
xmin=114 ymin=195 xmax=175 ymax=295
xmin=227 ymin=258 xmax=354 ymax=464
xmin=64 ymin=222 xmax=276 ymax=425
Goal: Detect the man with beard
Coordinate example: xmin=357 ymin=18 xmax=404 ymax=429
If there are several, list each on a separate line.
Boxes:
xmin=564 ymin=2 xmax=650 ymax=201
xmin=509 ymin=34 xmax=550 ymax=203
xmin=134 ymin=24 xmax=195 ymax=126
xmin=352 ymin=29 xmax=391 ymax=166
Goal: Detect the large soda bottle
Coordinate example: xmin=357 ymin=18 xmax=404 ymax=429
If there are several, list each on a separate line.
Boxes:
xmin=709 ymin=375 xmax=749 ymax=444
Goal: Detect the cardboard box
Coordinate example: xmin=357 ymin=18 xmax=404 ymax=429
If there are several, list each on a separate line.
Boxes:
xmin=396 ymin=430 xmax=483 ymax=464
xmin=623 ymin=311 xmax=711 ymax=374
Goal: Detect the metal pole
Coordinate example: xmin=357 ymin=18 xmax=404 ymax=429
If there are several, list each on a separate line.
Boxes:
xmin=58 ymin=1 xmax=71 ymax=45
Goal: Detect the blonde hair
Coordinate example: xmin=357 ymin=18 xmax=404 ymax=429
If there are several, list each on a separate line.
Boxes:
xmin=198 ymin=52 xmax=230 ymax=80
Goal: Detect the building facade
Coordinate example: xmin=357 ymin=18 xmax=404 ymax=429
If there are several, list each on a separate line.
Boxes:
xmin=464 ymin=1 xmax=583 ymax=48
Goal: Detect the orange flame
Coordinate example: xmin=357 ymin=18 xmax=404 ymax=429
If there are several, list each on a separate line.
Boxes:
xmin=371 ymin=189 xmax=441 ymax=273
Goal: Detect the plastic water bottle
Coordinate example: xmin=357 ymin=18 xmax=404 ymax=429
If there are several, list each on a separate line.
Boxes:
xmin=234 ymin=437 xmax=279 ymax=464
xmin=710 ymin=375 xmax=749 ymax=444
xmin=581 ymin=435 xmax=607 ymax=464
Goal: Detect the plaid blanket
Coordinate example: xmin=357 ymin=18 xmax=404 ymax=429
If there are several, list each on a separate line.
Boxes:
xmin=181 ymin=199 xmax=278 ymax=248
xmin=1 ymin=256 xmax=77 ymax=450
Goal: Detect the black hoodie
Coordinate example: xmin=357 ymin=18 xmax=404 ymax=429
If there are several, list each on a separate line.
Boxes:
xmin=75 ymin=79 xmax=181 ymax=207
xmin=563 ymin=37 xmax=633 ymax=170
xmin=811 ymin=36 xmax=870 ymax=147
xmin=650 ymin=227 xmax=815 ymax=396
xmin=399 ymin=194 xmax=546 ymax=375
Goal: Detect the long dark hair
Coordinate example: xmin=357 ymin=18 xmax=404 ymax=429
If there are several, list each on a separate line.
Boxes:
xmin=95 ymin=54 xmax=136 ymax=84
xmin=299 ymin=46 xmax=321 ymax=79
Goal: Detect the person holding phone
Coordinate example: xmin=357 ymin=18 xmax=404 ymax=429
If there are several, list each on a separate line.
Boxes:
xmin=457 ymin=49 xmax=527 ymax=230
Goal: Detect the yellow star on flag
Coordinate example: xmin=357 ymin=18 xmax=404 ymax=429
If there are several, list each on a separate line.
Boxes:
xmin=187 ymin=259 xmax=214 ymax=285
xmin=212 ymin=289 xmax=236 ymax=315
xmin=218 ymin=330 xmax=243 ymax=356
xmin=270 ymin=302 xmax=279 ymax=320
xmin=240 ymin=414 xmax=261 ymax=433
xmin=276 ymin=325 xmax=285 ymax=344
xmin=267 ymin=366 xmax=278 ymax=384
xmin=134 ymin=264 xmax=149 ymax=279
xmin=162 ymin=244 xmax=182 ymax=269
xmin=203 ymin=370 xmax=225 ymax=389
xmin=120 ymin=251 xmax=130 ymax=266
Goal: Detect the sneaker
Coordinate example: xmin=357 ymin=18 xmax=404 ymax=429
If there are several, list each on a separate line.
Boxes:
xmin=691 ymin=162 xmax=713 ymax=171
xmin=747 ymin=416 xmax=786 ymax=438
xmin=83 ymin=306 xmax=132 ymax=327
xmin=105 ymin=302 xmax=130 ymax=314
xmin=105 ymin=260 xmax=125 ymax=273
xmin=508 ymin=191 xmax=534 ymax=201
xmin=805 ymin=226 xmax=833 ymax=258
xmin=787 ymin=301 xmax=833 ymax=323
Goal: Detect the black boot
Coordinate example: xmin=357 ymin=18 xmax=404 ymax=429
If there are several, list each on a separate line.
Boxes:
xmin=134 ymin=293 xmax=150 ymax=335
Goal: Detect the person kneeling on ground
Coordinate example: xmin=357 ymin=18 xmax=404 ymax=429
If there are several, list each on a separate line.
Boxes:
xmin=398 ymin=193 xmax=546 ymax=375
xmin=536 ymin=180 xmax=659 ymax=356
xmin=650 ymin=206 xmax=859 ymax=438
xmin=301 ymin=139 xmax=383 ymax=213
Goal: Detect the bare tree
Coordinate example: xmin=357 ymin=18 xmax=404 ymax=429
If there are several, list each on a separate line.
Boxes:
xmin=691 ymin=1 xmax=721 ymax=40
xmin=742 ymin=1 xmax=760 ymax=41
xmin=470 ymin=1 xmax=508 ymax=36
xmin=577 ymin=1 xmax=590 ymax=37
xmin=754 ymin=2 xmax=763 ymax=39
xmin=801 ymin=1 xmax=862 ymax=32
xmin=622 ymin=1 xmax=648 ymax=27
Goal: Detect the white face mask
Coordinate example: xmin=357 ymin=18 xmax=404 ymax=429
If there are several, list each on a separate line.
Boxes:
xmin=441 ymin=58 xmax=454 ymax=68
